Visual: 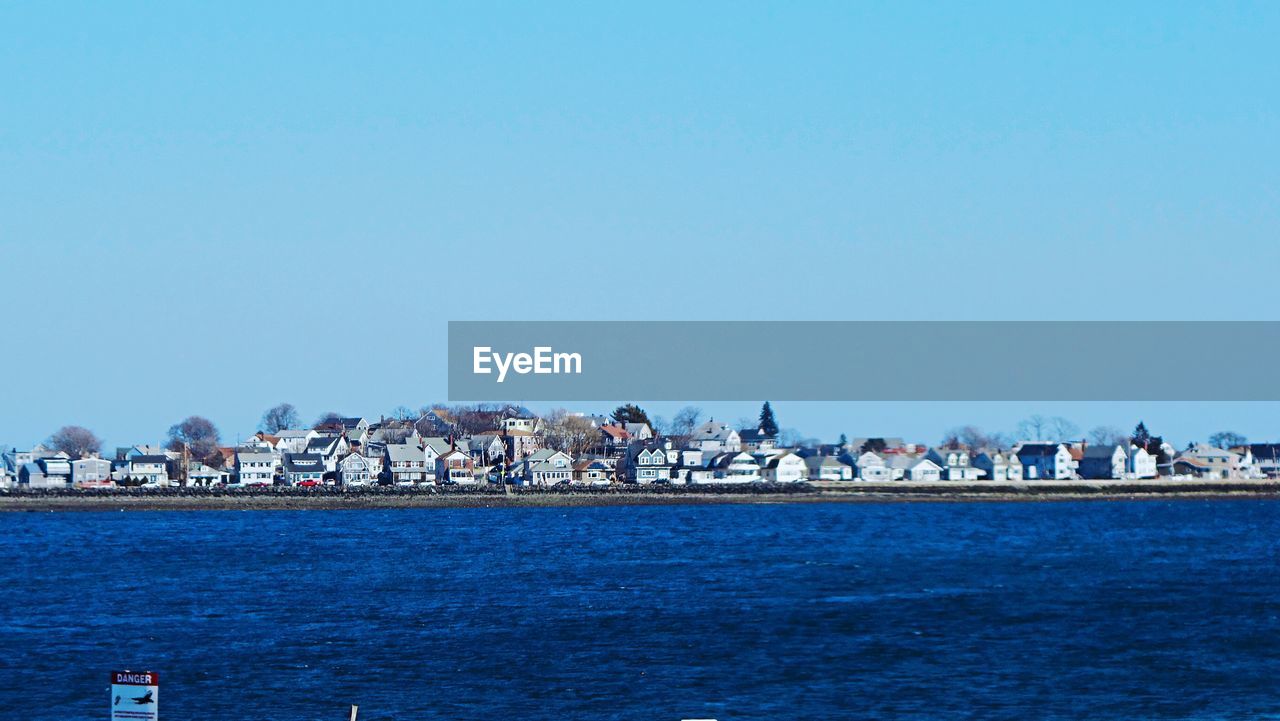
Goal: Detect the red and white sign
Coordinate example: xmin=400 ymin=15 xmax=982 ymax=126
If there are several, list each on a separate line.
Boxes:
xmin=111 ymin=670 xmax=158 ymax=721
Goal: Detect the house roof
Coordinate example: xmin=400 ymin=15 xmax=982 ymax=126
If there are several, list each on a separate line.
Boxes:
xmin=275 ymin=429 xmax=313 ymax=439
xmin=131 ymin=455 xmax=169 ymax=464
xmin=600 ymin=424 xmax=629 ymax=440
xmin=1016 ymin=443 xmax=1062 ymax=458
xmin=739 ymin=428 xmax=777 ymax=442
xmin=236 ymin=452 xmax=275 ymax=463
xmin=691 ymin=421 xmax=737 ymax=442
xmin=385 ymin=443 xmax=424 ymax=463
xmin=282 ymin=454 xmax=324 ymax=472
xmin=1081 ymin=444 xmax=1125 ymax=459
xmin=1248 ymin=443 xmax=1280 ymax=460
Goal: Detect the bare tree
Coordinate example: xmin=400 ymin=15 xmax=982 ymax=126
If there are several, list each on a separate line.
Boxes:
xmin=390 ymin=406 xmax=415 ymax=422
xmin=1017 ymin=415 xmax=1049 ymax=441
xmin=261 ymin=403 xmax=300 ymax=433
xmin=1049 ymin=416 xmax=1079 ymax=441
xmin=541 ymin=409 xmax=598 ymax=457
xmin=47 ymin=425 xmax=102 ymax=458
xmin=167 ymin=416 xmax=222 ymax=464
xmin=942 ymin=425 xmax=990 ymax=449
xmin=669 ymin=406 xmax=703 ymax=445
xmin=1089 ymin=425 xmax=1126 ymax=446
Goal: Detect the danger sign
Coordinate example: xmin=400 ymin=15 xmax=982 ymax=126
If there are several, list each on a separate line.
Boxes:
xmin=111 ymin=670 xmax=158 ymax=721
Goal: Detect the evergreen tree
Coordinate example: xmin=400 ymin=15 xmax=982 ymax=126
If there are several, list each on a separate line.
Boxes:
xmin=1131 ymin=421 xmax=1151 ymax=447
xmin=838 ymin=433 xmax=849 ymax=448
xmin=610 ymin=404 xmax=651 ymax=427
xmin=758 ymin=402 xmax=779 ymax=436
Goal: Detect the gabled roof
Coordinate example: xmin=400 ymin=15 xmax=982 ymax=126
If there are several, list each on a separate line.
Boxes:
xmin=385 ymin=443 xmax=424 ymax=463
xmin=739 ymin=428 xmax=777 ymax=442
xmin=1016 ymin=443 xmax=1063 ymax=458
xmin=600 ymin=424 xmax=629 ymax=440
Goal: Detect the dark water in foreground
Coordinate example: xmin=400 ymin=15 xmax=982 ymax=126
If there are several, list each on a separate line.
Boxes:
xmin=3 ymin=500 xmax=1279 ymax=720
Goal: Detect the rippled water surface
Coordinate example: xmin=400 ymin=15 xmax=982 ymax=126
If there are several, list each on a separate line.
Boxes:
xmin=3 ymin=500 xmax=1279 ymax=720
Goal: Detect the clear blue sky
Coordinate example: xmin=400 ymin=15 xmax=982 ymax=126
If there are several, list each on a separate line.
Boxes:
xmin=2 ymin=2 xmax=1278 ymax=450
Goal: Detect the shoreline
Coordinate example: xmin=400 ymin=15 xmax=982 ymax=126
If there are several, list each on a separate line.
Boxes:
xmin=2 ymin=480 xmax=1278 ymax=512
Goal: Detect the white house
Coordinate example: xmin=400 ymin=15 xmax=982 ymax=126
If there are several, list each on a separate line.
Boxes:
xmin=689 ymin=420 xmax=742 ymax=454
xmin=274 ymin=429 xmax=318 ymax=455
xmin=1126 ymin=445 xmax=1158 ymax=478
xmin=805 ymin=455 xmax=854 ymax=481
xmin=853 ymin=451 xmax=893 ymax=481
xmin=1015 ymin=443 xmax=1078 ymax=480
xmin=973 ymin=450 xmax=1024 ymax=481
xmin=760 ymin=452 xmax=807 ymax=483
xmin=236 ymin=451 xmax=276 ymax=486
xmin=338 ymin=452 xmax=374 ymax=486
xmin=709 ymin=452 xmax=761 ymax=483
xmin=926 ymin=448 xmax=986 ymax=481
xmin=887 ymin=455 xmax=943 ymax=481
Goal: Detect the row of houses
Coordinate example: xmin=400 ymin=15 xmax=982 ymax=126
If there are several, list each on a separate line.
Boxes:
xmin=3 ymin=411 xmax=1277 ymax=489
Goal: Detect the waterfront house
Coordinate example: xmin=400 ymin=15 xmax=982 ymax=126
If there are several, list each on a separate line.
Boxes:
xmin=236 ymin=451 xmax=276 ymax=486
xmin=510 ymin=449 xmax=574 ymax=486
xmin=972 ymin=450 xmax=1024 ymax=481
xmin=925 ymin=447 xmax=987 ymax=481
xmin=1243 ymin=443 xmax=1280 ymax=478
xmin=421 ymin=437 xmax=454 ymax=482
xmin=689 ymin=420 xmax=742 ymax=454
xmin=1078 ymin=444 xmax=1128 ymax=480
xmin=760 ymin=451 xmax=807 ymax=483
xmin=572 ymin=458 xmax=615 ymax=485
xmin=19 ymin=457 xmax=72 ymax=489
xmin=282 ymin=453 xmax=325 ymax=486
xmin=385 ymin=443 xmax=428 ymax=484
xmin=850 ymin=451 xmax=893 ymax=481
xmin=338 ymin=452 xmax=374 ymax=486
xmin=1172 ymin=444 xmax=1241 ymax=479
xmin=805 ymin=455 xmax=854 ymax=481
xmin=709 ymin=451 xmax=762 ymax=483
xmin=625 ymin=439 xmax=677 ymax=484
xmin=435 ymin=448 xmax=476 ymax=484
xmin=886 ymin=454 xmax=943 ymax=481
xmin=71 ymin=457 xmax=112 ymax=486
xmin=1015 ymin=443 xmax=1078 ymax=480
xmin=1127 ymin=445 xmax=1158 ymax=479
xmin=127 ymin=455 xmax=170 ymax=484
xmin=306 ymin=434 xmax=349 ymax=472
xmin=188 ymin=462 xmax=230 ymax=486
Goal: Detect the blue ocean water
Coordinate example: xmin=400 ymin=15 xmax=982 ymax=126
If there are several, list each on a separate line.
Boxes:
xmin=3 ymin=500 xmax=1279 ymax=720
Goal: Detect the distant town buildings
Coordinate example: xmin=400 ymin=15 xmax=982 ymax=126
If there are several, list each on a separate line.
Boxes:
xmin=1 ymin=406 xmax=1274 ymax=490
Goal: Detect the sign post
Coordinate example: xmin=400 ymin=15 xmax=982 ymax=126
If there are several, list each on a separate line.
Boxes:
xmin=111 ymin=671 xmax=158 ymax=721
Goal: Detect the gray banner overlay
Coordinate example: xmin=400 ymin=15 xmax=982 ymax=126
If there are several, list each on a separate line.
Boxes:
xmin=448 ymin=321 xmax=1280 ymax=401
